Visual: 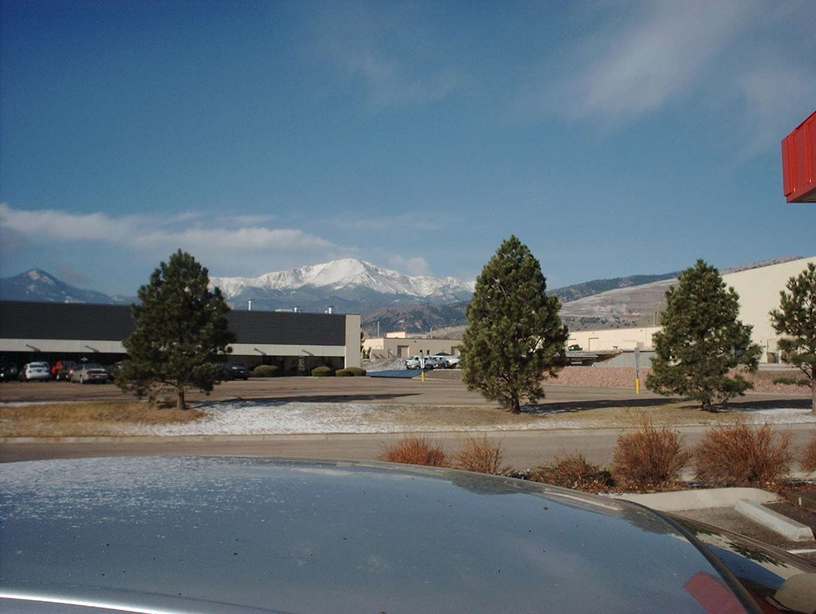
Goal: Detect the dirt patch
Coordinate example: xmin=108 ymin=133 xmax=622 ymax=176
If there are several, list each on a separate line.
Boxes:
xmin=545 ymin=366 xmax=809 ymax=394
xmin=0 ymin=402 xmax=206 ymax=437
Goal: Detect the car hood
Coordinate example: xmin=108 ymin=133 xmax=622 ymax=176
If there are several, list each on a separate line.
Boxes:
xmin=0 ymin=457 xmax=753 ymax=613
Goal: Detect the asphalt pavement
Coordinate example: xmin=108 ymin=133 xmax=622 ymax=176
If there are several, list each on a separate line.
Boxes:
xmin=3 ymin=423 xmax=815 ymax=468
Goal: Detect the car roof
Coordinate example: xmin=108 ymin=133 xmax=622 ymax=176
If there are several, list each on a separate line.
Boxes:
xmin=0 ymin=457 xmax=750 ymax=613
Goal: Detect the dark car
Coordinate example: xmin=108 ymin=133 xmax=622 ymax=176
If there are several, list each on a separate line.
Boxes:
xmin=222 ymin=363 xmax=250 ymax=380
xmin=0 ymin=364 xmax=18 ymax=382
xmin=2 ymin=456 xmax=815 ymax=613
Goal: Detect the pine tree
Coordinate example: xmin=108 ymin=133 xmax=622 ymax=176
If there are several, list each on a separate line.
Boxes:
xmin=646 ymin=260 xmax=760 ymax=411
xmin=118 ymin=250 xmax=235 ymax=409
xmin=770 ymin=262 xmax=816 ymax=414
xmin=461 ymin=236 xmax=568 ymax=413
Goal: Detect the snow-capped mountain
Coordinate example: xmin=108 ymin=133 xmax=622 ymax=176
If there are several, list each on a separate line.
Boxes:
xmin=0 ymin=269 xmax=117 ymax=304
xmin=211 ymin=259 xmax=475 ymax=305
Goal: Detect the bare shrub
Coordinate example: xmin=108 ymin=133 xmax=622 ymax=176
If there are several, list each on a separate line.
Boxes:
xmin=530 ymin=453 xmax=613 ymax=492
xmin=455 ymin=436 xmax=507 ymax=475
xmin=380 ymin=437 xmax=448 ymax=467
xmin=612 ymin=417 xmax=691 ymax=490
xmin=803 ymin=435 xmax=816 ymax=474
xmin=695 ymin=423 xmax=792 ymax=487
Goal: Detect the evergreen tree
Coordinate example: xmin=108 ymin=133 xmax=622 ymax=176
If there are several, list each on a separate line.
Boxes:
xmin=461 ymin=236 xmax=568 ymax=413
xmin=646 ymin=260 xmax=760 ymax=411
xmin=770 ymin=263 xmax=816 ymax=413
xmin=118 ymin=250 xmax=235 ymax=409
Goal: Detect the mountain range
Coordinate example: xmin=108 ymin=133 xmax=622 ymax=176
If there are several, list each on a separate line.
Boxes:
xmin=0 ymin=259 xmax=681 ymax=333
xmin=209 ymin=258 xmax=475 ymax=314
xmin=0 ymin=269 xmax=121 ymax=305
xmin=2 ymin=257 xmax=804 ymax=334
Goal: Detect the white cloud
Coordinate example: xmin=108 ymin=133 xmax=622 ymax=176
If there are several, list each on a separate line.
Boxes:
xmin=343 ymin=50 xmax=461 ymax=108
xmin=387 ymin=255 xmax=431 ymax=276
xmin=314 ymin=4 xmax=464 ymax=108
xmin=332 ymin=212 xmax=441 ymax=232
xmin=529 ymin=0 xmax=761 ymax=121
xmin=736 ymin=61 xmax=816 ymax=153
xmin=0 ymin=203 xmax=336 ymax=254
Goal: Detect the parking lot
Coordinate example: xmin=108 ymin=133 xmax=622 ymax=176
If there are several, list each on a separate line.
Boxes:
xmin=2 ymin=370 xmax=810 ymax=407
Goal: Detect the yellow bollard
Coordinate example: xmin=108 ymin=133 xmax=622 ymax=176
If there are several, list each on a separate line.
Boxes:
xmin=635 ymin=378 xmax=640 ymax=394
xmin=421 ymin=370 xmax=425 ymax=383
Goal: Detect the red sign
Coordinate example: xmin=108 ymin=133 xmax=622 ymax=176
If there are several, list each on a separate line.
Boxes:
xmin=782 ymin=110 xmax=816 ymax=203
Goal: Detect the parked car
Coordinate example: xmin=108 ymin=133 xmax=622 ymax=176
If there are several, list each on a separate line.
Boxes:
xmin=71 ymin=363 xmax=110 ymax=384
xmin=431 ymin=353 xmax=460 ymax=368
xmin=2 ymin=456 xmax=814 ymax=613
xmin=0 ymin=364 xmax=18 ymax=382
xmin=52 ymin=359 xmax=79 ymax=381
xmin=405 ymin=356 xmax=435 ymax=370
xmin=20 ymin=361 xmax=50 ymax=381
xmin=222 ymin=363 xmax=250 ymax=380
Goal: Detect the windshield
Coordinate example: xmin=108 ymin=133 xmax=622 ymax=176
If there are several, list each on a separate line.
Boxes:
xmin=1 ymin=3 xmax=813 ymax=613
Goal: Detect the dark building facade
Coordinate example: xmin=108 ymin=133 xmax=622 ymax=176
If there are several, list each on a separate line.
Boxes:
xmin=0 ymin=301 xmax=361 ymax=374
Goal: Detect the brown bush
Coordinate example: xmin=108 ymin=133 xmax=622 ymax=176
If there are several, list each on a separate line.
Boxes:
xmin=803 ymin=435 xmax=816 ymax=474
xmin=612 ymin=418 xmax=691 ymax=490
xmin=380 ymin=437 xmax=448 ymax=467
xmin=455 ymin=436 xmax=507 ymax=475
xmin=530 ymin=453 xmax=613 ymax=492
xmin=695 ymin=423 xmax=792 ymax=487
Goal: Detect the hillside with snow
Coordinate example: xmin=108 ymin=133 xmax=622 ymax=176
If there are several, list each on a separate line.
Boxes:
xmin=210 ymin=259 xmax=475 ymax=311
xmin=0 ymin=269 xmax=117 ymax=304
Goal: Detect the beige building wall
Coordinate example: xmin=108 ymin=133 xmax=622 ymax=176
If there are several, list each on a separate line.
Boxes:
xmin=344 ymin=314 xmax=362 ymax=368
xmin=567 ymin=327 xmax=660 ymax=352
xmin=364 ymin=337 xmax=462 ymax=359
xmin=722 ymin=256 xmax=816 ymax=362
xmin=564 ymin=257 xmax=816 ymax=362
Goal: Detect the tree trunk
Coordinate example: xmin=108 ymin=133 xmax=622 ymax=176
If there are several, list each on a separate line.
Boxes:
xmin=510 ymin=395 xmax=520 ymax=414
xmin=177 ymin=387 xmax=186 ymax=411
xmin=811 ymin=376 xmax=815 ymax=416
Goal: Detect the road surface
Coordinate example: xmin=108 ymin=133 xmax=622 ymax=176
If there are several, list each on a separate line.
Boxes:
xmin=3 ymin=424 xmax=814 ymax=469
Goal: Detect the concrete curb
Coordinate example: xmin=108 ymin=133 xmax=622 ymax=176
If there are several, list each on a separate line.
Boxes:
xmin=613 ymin=487 xmax=780 ymax=512
xmin=734 ymin=500 xmax=815 ymax=542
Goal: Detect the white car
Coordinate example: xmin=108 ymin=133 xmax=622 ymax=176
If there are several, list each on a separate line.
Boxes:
xmin=22 ymin=362 xmax=51 ymax=381
xmin=432 ymin=354 xmax=460 ymax=369
xmin=405 ymin=356 xmax=435 ymax=370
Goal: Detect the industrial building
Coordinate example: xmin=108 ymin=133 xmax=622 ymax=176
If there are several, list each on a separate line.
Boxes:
xmin=364 ymin=332 xmax=461 ymax=360
xmin=567 ymin=256 xmax=816 ymax=364
xmin=0 ymin=301 xmax=361 ymax=374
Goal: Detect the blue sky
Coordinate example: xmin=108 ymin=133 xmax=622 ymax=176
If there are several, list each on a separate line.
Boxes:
xmin=1 ymin=0 xmax=814 ymax=294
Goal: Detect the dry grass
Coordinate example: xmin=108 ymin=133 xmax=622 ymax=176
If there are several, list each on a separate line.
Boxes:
xmin=455 ymin=436 xmax=507 ymax=475
xmin=380 ymin=437 xmax=448 ymax=466
xmin=0 ymin=402 xmax=206 ymax=437
xmin=529 ymin=453 xmax=613 ymax=492
xmin=802 ymin=435 xmax=816 ymax=473
xmin=694 ymin=423 xmax=792 ymax=488
xmin=612 ymin=417 xmax=691 ymax=490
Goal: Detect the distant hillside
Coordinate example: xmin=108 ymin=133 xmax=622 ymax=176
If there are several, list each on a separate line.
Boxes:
xmin=551 ymin=272 xmax=678 ymax=302
xmin=362 ymin=302 xmax=469 ymax=336
xmin=0 ymin=269 xmax=116 ymax=304
xmin=362 ymin=272 xmax=678 ymax=335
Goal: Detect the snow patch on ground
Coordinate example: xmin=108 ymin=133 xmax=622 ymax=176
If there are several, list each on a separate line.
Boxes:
xmin=129 ymin=400 xmax=592 ymax=435
xmin=741 ymin=407 xmax=816 ymax=423
xmin=127 ymin=400 xmax=816 ymax=436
